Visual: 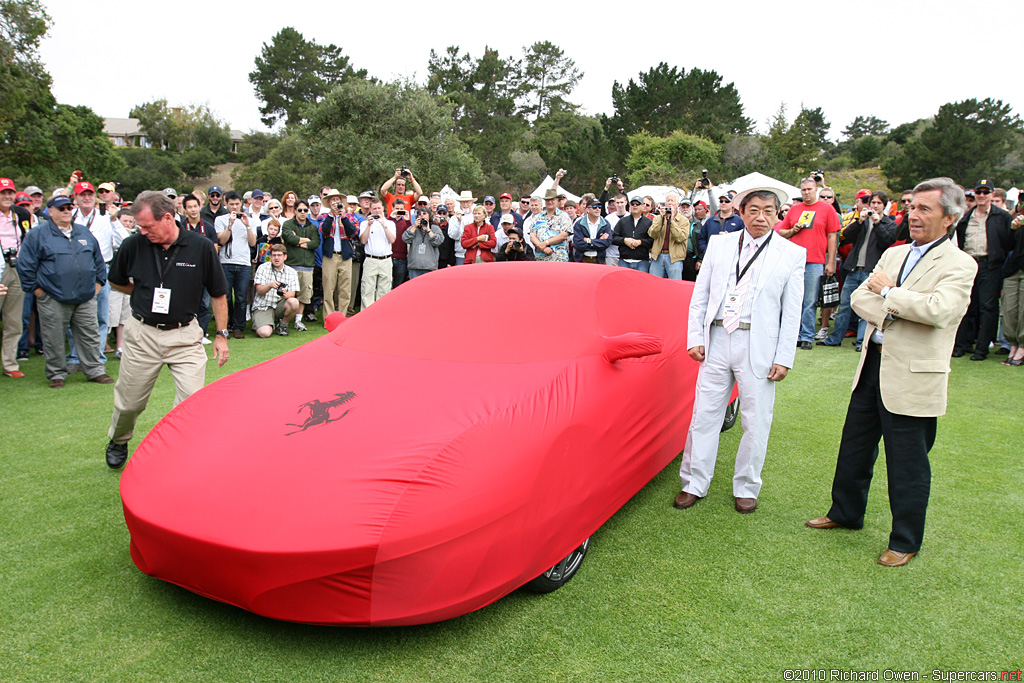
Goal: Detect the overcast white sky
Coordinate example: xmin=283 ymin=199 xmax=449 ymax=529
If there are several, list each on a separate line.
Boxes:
xmin=40 ymin=0 xmax=1023 ymax=142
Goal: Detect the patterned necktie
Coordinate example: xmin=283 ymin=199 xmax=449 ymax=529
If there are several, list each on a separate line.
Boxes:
xmin=723 ymin=240 xmax=756 ymax=333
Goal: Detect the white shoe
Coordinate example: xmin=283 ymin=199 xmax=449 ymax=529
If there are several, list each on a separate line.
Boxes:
xmin=201 ymin=336 xmax=212 ymax=345
xmin=814 ymin=327 xmax=828 ymax=341
xmin=245 ymin=307 xmax=252 ymax=321
xmin=294 ymin=320 xmax=307 ymax=332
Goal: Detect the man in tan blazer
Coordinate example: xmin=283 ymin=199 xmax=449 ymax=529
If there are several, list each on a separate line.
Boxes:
xmin=806 ymin=177 xmax=978 ymax=567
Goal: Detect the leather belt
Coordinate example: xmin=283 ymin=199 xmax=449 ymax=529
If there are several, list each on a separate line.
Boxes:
xmin=366 ymin=254 xmax=390 ymax=260
xmin=133 ymin=312 xmax=193 ymax=330
xmin=713 ymin=319 xmax=751 ymax=330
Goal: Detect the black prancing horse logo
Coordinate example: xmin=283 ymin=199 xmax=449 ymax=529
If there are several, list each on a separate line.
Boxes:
xmin=286 ymin=392 xmax=356 ymax=435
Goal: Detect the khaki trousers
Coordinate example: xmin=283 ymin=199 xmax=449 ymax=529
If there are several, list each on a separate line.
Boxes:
xmin=0 ymin=265 xmax=24 ymax=372
xmin=361 ymin=257 xmax=392 ymax=309
xmin=108 ymin=317 xmax=207 ymax=444
xmin=347 ymin=261 xmax=362 ymax=316
xmin=321 ymin=254 xmax=352 ymax=317
xmin=1003 ymin=271 xmax=1024 ymax=345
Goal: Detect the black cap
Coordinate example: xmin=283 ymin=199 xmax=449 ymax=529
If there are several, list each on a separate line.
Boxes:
xmin=975 ymin=179 xmax=993 ymax=190
xmin=588 ymin=200 xmax=602 ymax=208
xmin=436 ymin=205 xmax=448 ymax=213
xmin=629 ymin=197 xmax=642 ymax=205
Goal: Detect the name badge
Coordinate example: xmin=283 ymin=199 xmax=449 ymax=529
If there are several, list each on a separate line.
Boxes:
xmin=723 ymin=290 xmax=741 ymax=319
xmin=152 ymin=287 xmax=171 ymax=314
xmin=417 ymin=243 xmax=426 ymax=255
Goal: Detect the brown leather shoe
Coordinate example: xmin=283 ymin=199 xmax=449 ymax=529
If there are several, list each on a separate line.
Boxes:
xmin=88 ymin=374 xmax=115 ymax=384
xmin=673 ymin=491 xmax=699 ymax=509
xmin=735 ymin=497 xmax=757 ymax=513
xmin=878 ymin=549 xmax=916 ymax=567
xmin=806 ymin=516 xmax=841 ymax=529
xmin=231 ymin=330 xmax=244 ymax=339
xmin=49 ymin=378 xmax=65 ymax=388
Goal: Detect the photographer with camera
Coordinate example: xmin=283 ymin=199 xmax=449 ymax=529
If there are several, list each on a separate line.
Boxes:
xmin=251 ymin=244 xmax=300 ymax=337
xmin=216 ymin=191 xmax=257 ymax=338
xmin=0 ymin=178 xmax=32 ymax=377
xmin=496 ymin=225 xmax=534 ymax=262
xmin=402 ymin=207 xmax=444 ymax=278
xmin=380 ymin=168 xmax=424 ymax=216
xmin=647 ymin=192 xmax=691 ymax=279
xmin=359 ymin=199 xmax=396 ymax=307
xmin=389 ymin=198 xmax=412 ymax=288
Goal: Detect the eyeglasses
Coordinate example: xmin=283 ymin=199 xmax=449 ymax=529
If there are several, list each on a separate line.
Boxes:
xmin=900 ymin=198 xmax=912 ymax=203
xmin=52 ymin=205 xmax=73 ymax=211
xmin=819 ymin=195 xmax=834 ymax=199
xmin=209 ymin=193 xmax=222 ymax=198
xmin=296 ymin=208 xmax=309 ymax=213
xmin=719 ymin=198 xmax=732 ymax=204
xmin=98 ymin=188 xmax=111 ymax=194
xmin=975 ymin=189 xmax=992 ymax=195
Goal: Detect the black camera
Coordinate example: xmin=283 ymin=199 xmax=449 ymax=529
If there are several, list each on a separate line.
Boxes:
xmin=813 ymin=170 xmax=823 ymax=180
xmin=400 ymin=167 xmax=410 ymax=178
xmin=418 ymin=218 xmax=428 ymax=228
xmin=371 ymin=214 xmax=381 ymax=220
xmin=610 ymin=174 xmax=619 ymax=184
xmin=510 ymin=240 xmax=523 ymax=251
xmin=701 ymin=169 xmax=708 ymax=179
xmin=3 ymin=247 xmax=17 ymax=267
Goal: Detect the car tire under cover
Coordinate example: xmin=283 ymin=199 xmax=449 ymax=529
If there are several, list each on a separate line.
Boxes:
xmin=721 ymin=398 xmax=740 ymax=432
xmin=522 ymin=537 xmax=591 ymax=593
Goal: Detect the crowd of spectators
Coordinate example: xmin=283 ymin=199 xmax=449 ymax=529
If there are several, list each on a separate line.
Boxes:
xmin=1 ymin=167 xmax=1022 ymax=387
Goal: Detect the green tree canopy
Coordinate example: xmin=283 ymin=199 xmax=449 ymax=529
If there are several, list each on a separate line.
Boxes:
xmin=114 ymin=148 xmax=183 ymax=200
xmin=129 ymin=100 xmax=233 ymax=160
xmin=532 ymin=112 xmax=617 ymax=195
xmin=517 ymin=41 xmax=582 ymax=120
xmin=249 ymin=27 xmax=368 ymax=127
xmin=603 ymin=63 xmax=751 ymax=164
xmin=625 ymin=130 xmax=721 ymax=187
xmin=843 ymin=115 xmax=889 ymax=140
xmin=230 ymin=131 xmax=319 ymax=198
xmin=303 ymin=79 xmax=481 ymax=195
xmin=765 ymin=104 xmax=830 ymax=172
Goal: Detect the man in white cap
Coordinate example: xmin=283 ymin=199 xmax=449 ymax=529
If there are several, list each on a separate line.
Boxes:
xmin=674 ymin=186 xmax=805 ymax=514
xmin=449 ymin=191 xmax=476 ymax=265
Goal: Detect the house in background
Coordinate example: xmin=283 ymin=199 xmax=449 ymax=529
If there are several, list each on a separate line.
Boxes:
xmin=103 ymin=118 xmax=245 ymax=153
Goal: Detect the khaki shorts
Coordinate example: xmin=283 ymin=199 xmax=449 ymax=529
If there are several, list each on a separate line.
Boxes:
xmin=296 ymin=270 xmax=313 ymax=304
xmin=252 ymin=300 xmax=288 ymax=330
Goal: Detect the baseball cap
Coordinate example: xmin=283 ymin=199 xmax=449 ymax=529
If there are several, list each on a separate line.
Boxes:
xmin=484 ymin=195 xmax=496 ymax=204
xmin=0 ymin=178 xmax=14 ymax=192
xmin=629 ymin=197 xmax=643 ymax=205
xmin=242 ymin=191 xmax=253 ymax=201
xmin=975 ymin=179 xmax=993 ymax=190
xmin=855 ymin=189 xmax=872 ymax=200
xmin=307 ymin=195 xmax=321 ymax=204
xmin=97 ymin=182 xmax=116 ymax=193
xmin=15 ymin=192 xmax=32 ymax=206
xmin=346 ymin=195 xmax=358 ymax=204
xmin=499 ymin=193 xmax=513 ymax=200
xmin=208 ymin=185 xmax=223 ymax=195
xmin=588 ymin=200 xmax=602 ymax=208
xmin=964 ymin=189 xmax=976 ymax=198
xmin=358 ymin=190 xmax=375 ymax=199
xmin=696 ymin=200 xmax=708 ymax=209
xmin=162 ymin=187 xmax=178 ymax=198
xmin=48 ymin=195 xmax=73 ymax=209
xmin=436 ymin=205 xmax=448 ymax=214
xmin=74 ymin=181 xmax=95 ymax=195
xmin=251 ymin=189 xmax=264 ymax=199
xmin=24 ymin=185 xmax=42 ymax=196
xmin=500 ymin=213 xmax=514 ymax=224
xmin=418 ymin=195 xmax=429 ymax=204
xmin=679 ymin=197 xmax=692 ymax=205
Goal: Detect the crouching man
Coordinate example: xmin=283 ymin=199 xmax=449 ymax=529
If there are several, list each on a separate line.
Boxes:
xmin=252 ymin=244 xmax=300 ymax=337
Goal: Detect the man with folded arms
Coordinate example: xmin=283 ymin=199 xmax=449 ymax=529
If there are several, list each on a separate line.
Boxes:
xmin=806 ymin=178 xmax=977 ymax=566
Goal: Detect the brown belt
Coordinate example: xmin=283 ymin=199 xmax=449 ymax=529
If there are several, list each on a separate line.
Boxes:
xmin=580 ymin=255 xmax=599 ymax=264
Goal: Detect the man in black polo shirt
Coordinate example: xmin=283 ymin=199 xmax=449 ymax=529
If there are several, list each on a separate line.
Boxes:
xmin=104 ymin=190 xmax=230 ymax=469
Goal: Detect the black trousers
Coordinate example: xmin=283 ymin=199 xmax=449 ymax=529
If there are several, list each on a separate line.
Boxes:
xmin=827 ymin=344 xmax=936 ymax=553
xmin=955 ymin=258 xmax=1001 ymax=354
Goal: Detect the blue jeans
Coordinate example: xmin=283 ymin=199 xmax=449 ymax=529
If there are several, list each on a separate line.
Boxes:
xmin=222 ymin=263 xmax=251 ymax=332
xmin=649 ymin=253 xmax=683 ymax=279
xmin=392 ymin=258 xmax=408 ymax=288
xmin=825 ymin=269 xmax=868 ymax=345
xmin=619 ymin=260 xmax=650 ymax=273
xmin=18 ymin=289 xmax=43 ymax=354
xmin=67 ymin=268 xmax=109 ymax=364
xmin=408 ymin=268 xmax=431 ymax=279
xmin=197 ymin=289 xmax=212 ymax=335
xmin=455 ymin=256 xmax=465 ymax=266
xmin=800 ymin=263 xmax=824 ymax=343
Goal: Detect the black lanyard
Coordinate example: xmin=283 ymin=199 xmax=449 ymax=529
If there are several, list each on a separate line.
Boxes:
xmin=152 ymin=243 xmax=181 ymax=288
xmin=897 ymin=236 xmax=947 ymax=286
xmin=74 ymin=209 xmax=96 ymax=230
xmin=736 ymin=232 xmax=773 ymax=282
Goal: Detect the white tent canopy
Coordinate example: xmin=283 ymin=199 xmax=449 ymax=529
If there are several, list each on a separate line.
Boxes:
xmin=626 ymin=185 xmax=688 ymax=204
xmin=437 ymin=184 xmax=460 ymax=200
xmin=530 ymin=175 xmax=581 ymax=204
xmin=688 ymin=171 xmax=802 ymax=208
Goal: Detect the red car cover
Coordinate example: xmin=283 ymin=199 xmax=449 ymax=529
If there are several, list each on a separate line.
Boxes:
xmin=121 ymin=263 xmax=706 ymax=626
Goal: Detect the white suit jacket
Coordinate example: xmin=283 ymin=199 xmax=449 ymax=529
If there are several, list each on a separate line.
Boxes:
xmin=687 ymin=229 xmax=806 ymax=378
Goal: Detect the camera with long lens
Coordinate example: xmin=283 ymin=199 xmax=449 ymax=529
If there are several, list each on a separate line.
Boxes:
xmin=3 ymin=247 xmax=17 ymax=267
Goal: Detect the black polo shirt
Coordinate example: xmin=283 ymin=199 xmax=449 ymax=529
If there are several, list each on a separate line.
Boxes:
xmin=109 ymin=228 xmax=228 ymax=325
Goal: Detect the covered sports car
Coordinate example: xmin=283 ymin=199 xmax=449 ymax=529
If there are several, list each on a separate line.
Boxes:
xmin=121 ymin=263 xmax=729 ymax=626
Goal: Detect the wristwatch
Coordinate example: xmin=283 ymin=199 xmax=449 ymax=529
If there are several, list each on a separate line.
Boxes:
xmin=216 ymin=329 xmax=230 ymax=338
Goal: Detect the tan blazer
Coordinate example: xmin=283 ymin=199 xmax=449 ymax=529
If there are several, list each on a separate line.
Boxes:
xmin=647 ymin=212 xmax=690 ymax=263
xmin=850 ymin=239 xmax=978 ymax=417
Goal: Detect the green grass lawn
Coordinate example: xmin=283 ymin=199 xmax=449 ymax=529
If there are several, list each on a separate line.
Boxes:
xmin=2 ymin=326 xmax=1021 ymax=682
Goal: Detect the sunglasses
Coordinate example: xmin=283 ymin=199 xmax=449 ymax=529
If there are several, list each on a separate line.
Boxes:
xmin=975 ymin=189 xmax=992 ymax=195
xmin=719 ymin=198 xmax=732 ymax=204
xmin=820 ymin=195 xmax=834 ymax=199
xmin=296 ymin=208 xmax=309 ymax=213
xmin=209 ymin=193 xmax=222 ymax=198
xmin=52 ymin=205 xmax=72 ymax=211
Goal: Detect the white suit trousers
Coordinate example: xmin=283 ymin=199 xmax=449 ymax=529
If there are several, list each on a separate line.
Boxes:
xmin=679 ymin=326 xmax=777 ymax=499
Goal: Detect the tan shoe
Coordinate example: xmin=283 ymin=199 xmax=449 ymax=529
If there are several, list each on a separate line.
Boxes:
xmin=806 ymin=516 xmax=842 ymax=529
xmin=735 ymin=497 xmax=757 ymax=513
xmin=673 ymin=491 xmax=699 ymax=509
xmin=878 ymin=548 xmax=916 ymax=567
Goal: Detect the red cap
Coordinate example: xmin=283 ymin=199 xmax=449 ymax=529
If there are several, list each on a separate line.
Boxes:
xmin=696 ymin=200 xmax=709 ymax=209
xmin=0 ymin=178 xmax=15 ymax=192
xmin=74 ymin=181 xmax=95 ymax=195
xmin=499 ymin=192 xmax=513 ymax=200
xmin=855 ymin=189 xmax=872 ymax=200
xmin=15 ymin=192 xmax=32 ymax=205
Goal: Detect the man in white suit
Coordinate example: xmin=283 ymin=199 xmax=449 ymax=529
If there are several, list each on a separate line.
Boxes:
xmin=674 ymin=187 xmax=806 ymax=513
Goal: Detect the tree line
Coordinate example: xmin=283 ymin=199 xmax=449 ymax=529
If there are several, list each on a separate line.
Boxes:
xmin=2 ymin=5 xmax=1021 ymax=200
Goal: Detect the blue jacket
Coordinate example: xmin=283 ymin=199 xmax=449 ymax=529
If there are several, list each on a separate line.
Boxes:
xmin=698 ymin=213 xmax=744 ymax=257
xmin=571 ymin=216 xmax=614 ymax=262
xmin=319 ymin=214 xmax=358 ymax=260
xmin=17 ymin=219 xmax=106 ymax=304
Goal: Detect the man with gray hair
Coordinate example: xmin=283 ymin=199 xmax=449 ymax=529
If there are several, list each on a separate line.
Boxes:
xmin=103 ymin=190 xmax=230 ymax=469
xmin=806 ymin=178 xmax=978 ymax=567
xmin=647 ymin=191 xmax=690 ymax=279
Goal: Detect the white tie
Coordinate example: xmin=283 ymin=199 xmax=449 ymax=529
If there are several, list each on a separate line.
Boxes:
xmin=723 ymin=241 xmax=756 ymax=333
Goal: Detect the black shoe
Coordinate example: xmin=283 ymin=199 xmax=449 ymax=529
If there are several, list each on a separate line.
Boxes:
xmin=969 ymin=352 xmax=987 ymax=361
xmin=799 ymin=341 xmax=813 ymax=350
xmin=16 ymin=351 xmax=29 ymax=362
xmin=106 ymin=440 xmax=128 ymax=469
xmin=996 ymin=347 xmax=1011 ymax=355
xmin=951 ymin=348 xmax=966 ymax=358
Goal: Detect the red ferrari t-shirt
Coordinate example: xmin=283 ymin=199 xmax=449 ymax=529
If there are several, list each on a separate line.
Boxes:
xmin=776 ymin=201 xmax=840 ymax=264
xmin=384 ymin=192 xmax=416 ymax=217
